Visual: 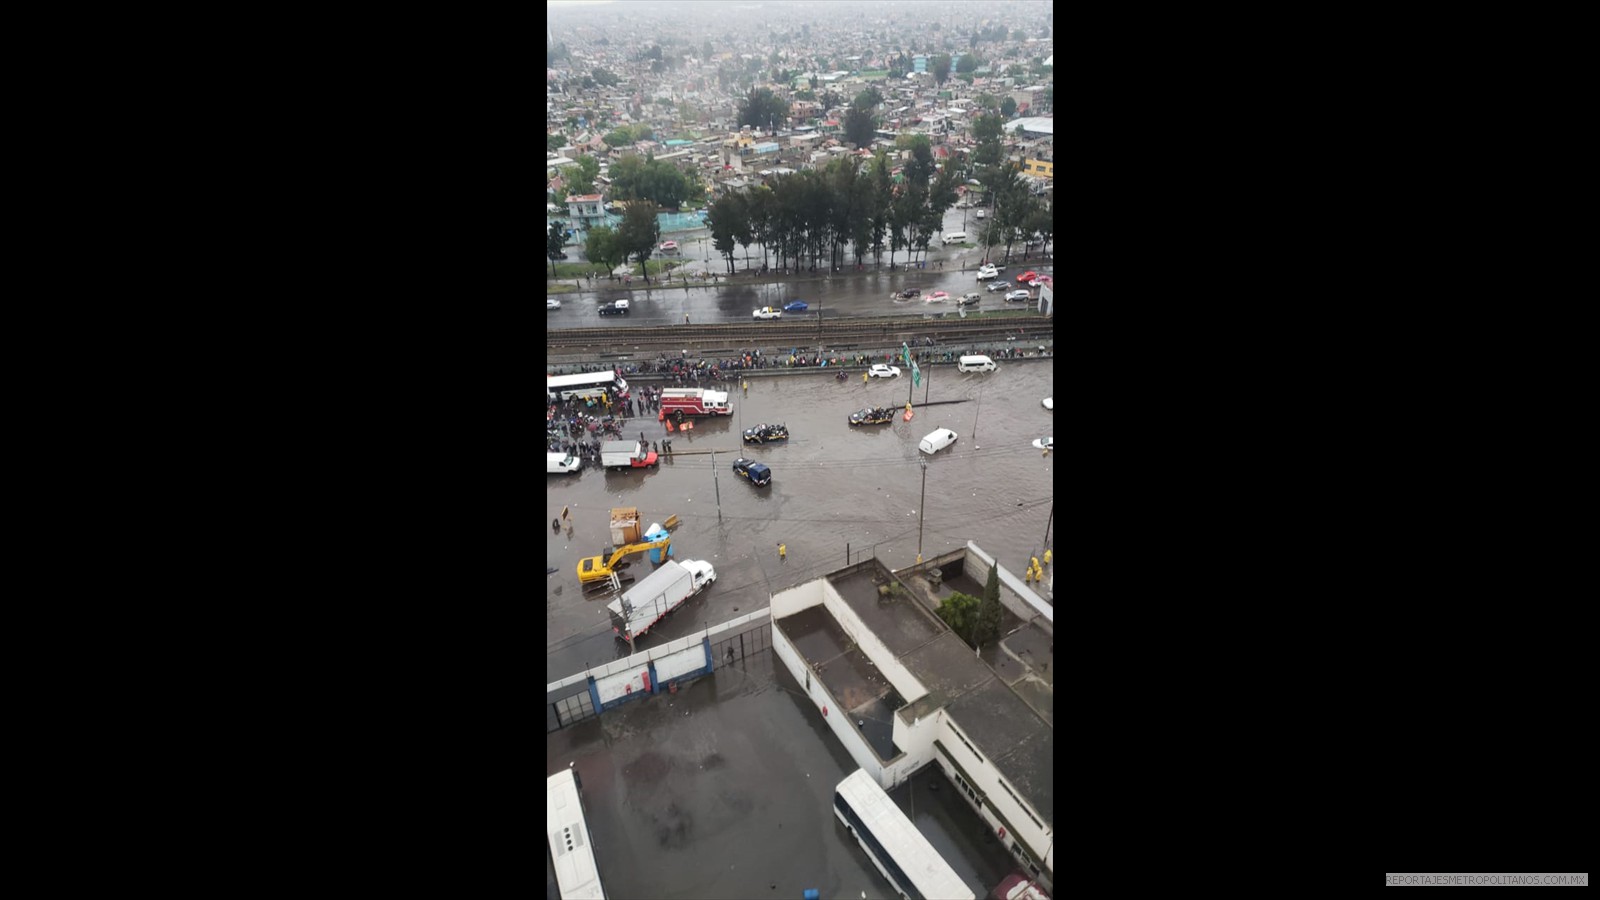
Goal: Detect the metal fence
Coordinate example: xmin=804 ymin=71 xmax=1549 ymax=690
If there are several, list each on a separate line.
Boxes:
xmin=547 ymin=609 xmax=773 ymax=734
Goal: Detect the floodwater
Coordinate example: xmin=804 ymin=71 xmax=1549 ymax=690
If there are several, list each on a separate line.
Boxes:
xmin=545 ymin=361 xmax=1055 ymax=682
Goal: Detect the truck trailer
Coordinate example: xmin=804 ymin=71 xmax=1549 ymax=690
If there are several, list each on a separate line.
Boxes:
xmin=600 ymin=440 xmax=659 ymax=470
xmin=607 ymin=559 xmax=716 ymax=641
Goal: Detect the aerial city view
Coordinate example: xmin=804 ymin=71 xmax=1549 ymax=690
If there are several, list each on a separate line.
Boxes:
xmin=547 ymin=2 xmax=1053 ymax=897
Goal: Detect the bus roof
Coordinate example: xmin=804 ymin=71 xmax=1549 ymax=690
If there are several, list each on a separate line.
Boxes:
xmin=836 ymin=770 xmax=974 ymax=900
xmin=547 ymin=371 xmax=624 ymax=389
xmin=548 ymin=770 xmax=605 ymax=899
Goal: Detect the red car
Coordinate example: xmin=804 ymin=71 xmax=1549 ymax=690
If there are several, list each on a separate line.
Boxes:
xmin=1016 ymin=270 xmax=1039 ymax=284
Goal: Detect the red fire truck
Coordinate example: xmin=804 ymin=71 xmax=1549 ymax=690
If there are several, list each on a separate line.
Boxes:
xmin=660 ymin=388 xmax=732 ymax=417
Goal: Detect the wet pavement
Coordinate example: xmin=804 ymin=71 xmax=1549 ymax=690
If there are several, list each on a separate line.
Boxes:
xmin=546 ymin=361 xmax=1056 ymax=683
xmin=546 ymin=647 xmax=1019 ymax=900
xmin=548 ymin=262 xmax=1052 ymax=327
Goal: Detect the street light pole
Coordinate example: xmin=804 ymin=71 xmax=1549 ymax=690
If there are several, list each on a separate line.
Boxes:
xmin=712 ymin=449 xmax=722 ymax=524
xmin=916 ymin=459 xmax=927 ymax=564
xmin=972 ymin=384 xmax=982 ymax=449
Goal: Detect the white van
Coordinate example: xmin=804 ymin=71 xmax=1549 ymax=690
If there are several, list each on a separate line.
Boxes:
xmin=547 ymin=451 xmax=582 ymax=474
xmin=919 ymin=428 xmax=958 ymax=455
xmin=943 ymin=232 xmax=968 ymax=245
xmin=958 ymin=355 xmax=996 ymax=373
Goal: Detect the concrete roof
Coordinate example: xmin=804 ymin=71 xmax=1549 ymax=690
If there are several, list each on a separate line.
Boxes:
xmin=946 ymin=678 xmax=1054 ymax=829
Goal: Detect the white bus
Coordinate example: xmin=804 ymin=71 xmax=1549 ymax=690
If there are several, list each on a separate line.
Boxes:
xmin=833 ymin=769 xmax=974 ymax=900
xmin=548 ymin=768 xmax=605 ymax=899
xmin=548 ymin=370 xmax=629 ymax=402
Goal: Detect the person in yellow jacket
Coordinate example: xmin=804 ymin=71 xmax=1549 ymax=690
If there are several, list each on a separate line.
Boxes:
xmin=862 ymin=371 xmax=869 ymax=384
xmin=1043 ymin=549 xmax=1052 ymax=567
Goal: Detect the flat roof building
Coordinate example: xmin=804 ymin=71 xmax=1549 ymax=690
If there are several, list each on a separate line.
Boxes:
xmin=770 ymin=545 xmax=1054 ymax=892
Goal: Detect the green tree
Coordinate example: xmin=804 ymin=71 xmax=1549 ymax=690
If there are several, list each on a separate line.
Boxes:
xmin=702 ymin=40 xmax=713 ymax=59
xmin=844 ymin=106 xmax=876 ymax=148
xmin=977 ymin=566 xmax=1003 ymax=646
xmin=931 ymin=53 xmax=952 ymax=87
xmin=584 ymin=226 xmax=622 ymax=277
xmin=592 ymin=68 xmax=620 ymax=87
xmin=738 ymin=87 xmax=787 ymax=132
xmin=1000 ymin=96 xmax=1017 ymax=118
xmin=936 ymin=592 xmax=984 ymax=646
xmin=547 ymin=133 xmax=566 ymax=153
xmin=705 ymin=191 xmax=746 ymax=273
xmin=568 ymin=155 xmax=600 ymax=195
xmin=852 ymin=86 xmax=883 ymax=110
xmin=618 ymin=202 xmax=661 ymax=283
xmin=547 ymin=220 xmax=568 ymax=278
xmin=957 ymin=54 xmax=978 ymax=74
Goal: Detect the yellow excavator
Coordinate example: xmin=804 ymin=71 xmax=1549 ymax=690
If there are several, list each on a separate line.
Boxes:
xmin=577 ymin=536 xmax=671 ymax=583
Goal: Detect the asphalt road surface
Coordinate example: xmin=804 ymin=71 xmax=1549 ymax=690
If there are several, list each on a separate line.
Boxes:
xmin=545 ymin=361 xmax=1055 ymax=682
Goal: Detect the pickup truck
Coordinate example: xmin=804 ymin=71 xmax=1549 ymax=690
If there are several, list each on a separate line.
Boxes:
xmin=599 ymin=299 xmax=631 ymax=316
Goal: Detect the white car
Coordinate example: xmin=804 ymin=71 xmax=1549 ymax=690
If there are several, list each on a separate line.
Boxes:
xmin=1005 ymin=289 xmax=1031 ymax=302
xmin=547 ymin=298 xmax=561 ymax=309
xmin=1032 ymin=437 xmax=1053 ymax=451
xmin=976 ymin=264 xmax=999 ymax=280
xmin=868 ymin=364 xmax=901 ymax=378
xmin=1042 ymin=397 xmax=1053 ymax=410
xmin=753 ymin=307 xmax=783 ymax=319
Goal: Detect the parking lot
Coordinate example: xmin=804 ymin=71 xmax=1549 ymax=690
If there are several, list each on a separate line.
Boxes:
xmin=546 ymin=361 xmax=1055 ymax=683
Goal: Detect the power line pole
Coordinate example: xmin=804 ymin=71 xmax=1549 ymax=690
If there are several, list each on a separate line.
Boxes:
xmin=916 ymin=459 xmax=928 ymax=564
xmin=971 ymin=384 xmax=982 ymax=449
xmin=1042 ymin=501 xmax=1052 ymax=549
xmin=712 ymin=449 xmax=722 ymax=523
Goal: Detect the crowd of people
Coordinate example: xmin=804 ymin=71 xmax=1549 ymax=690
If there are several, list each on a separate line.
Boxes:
xmin=547 ymin=342 xmax=1052 ymax=383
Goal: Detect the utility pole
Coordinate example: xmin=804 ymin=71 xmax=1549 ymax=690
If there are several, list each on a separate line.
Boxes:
xmin=1042 ymin=501 xmax=1052 ymax=549
xmin=972 ymin=384 xmax=982 ymax=449
xmin=916 ymin=459 xmax=927 ymax=564
xmin=712 ymin=449 xmax=722 ymax=523
xmin=923 ymin=360 xmax=930 ymax=404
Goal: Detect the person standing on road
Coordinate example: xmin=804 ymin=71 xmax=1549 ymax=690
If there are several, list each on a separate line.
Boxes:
xmin=778 ymin=542 xmax=786 ymax=561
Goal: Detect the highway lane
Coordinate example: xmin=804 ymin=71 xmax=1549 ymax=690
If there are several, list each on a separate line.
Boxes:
xmin=549 ymin=262 xmax=1053 ymax=326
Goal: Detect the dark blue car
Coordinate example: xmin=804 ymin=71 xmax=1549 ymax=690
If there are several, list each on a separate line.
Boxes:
xmin=733 ymin=458 xmax=771 ymax=486
xmin=783 ymin=300 xmax=809 ymax=312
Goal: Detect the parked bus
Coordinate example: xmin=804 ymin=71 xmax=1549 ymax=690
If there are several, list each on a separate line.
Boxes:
xmin=548 ymin=768 xmax=605 ymax=899
xmin=548 ymin=370 xmax=629 ymax=402
xmin=833 ymin=769 xmax=974 ymax=900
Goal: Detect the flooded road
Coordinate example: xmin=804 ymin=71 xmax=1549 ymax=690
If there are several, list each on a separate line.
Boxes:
xmin=545 ymin=361 xmax=1055 ymax=682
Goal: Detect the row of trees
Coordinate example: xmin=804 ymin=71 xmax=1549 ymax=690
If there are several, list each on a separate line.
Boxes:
xmin=699 ymin=140 xmax=1051 ymax=273
xmin=703 ymin=142 xmax=963 ymax=274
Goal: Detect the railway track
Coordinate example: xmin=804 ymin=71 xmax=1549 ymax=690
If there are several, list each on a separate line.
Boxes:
xmin=548 ymin=315 xmax=1053 ymax=349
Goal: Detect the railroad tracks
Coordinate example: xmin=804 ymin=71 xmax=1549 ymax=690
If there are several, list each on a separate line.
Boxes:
xmin=548 ymin=315 xmax=1054 ymax=349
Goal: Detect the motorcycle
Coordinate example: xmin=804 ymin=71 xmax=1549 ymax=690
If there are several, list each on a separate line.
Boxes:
xmin=836 ymin=371 xmax=848 ymax=381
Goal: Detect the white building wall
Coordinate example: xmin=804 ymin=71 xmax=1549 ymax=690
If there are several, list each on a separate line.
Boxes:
xmin=594 ymin=665 xmax=651 ymax=705
xmin=653 ymin=643 xmax=708 ymax=681
xmin=935 ymin=717 xmax=1053 ymax=882
xmin=772 ymin=616 xmax=884 ymax=781
xmin=769 ymin=578 xmax=826 ymax=618
xmin=882 ymin=708 xmax=941 ymax=789
xmin=820 ymin=580 xmax=928 ymax=702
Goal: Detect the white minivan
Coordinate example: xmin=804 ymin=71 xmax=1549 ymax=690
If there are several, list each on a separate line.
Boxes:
xmin=919 ymin=428 xmax=958 ymax=455
xmin=958 ymin=355 xmax=996 ymax=373
xmin=547 ymin=452 xmax=582 ymax=474
xmin=942 ymin=232 xmax=968 ymax=245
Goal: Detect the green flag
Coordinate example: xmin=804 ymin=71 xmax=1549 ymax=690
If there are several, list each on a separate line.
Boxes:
xmin=912 ymin=362 xmax=921 ymax=387
xmin=902 ymin=343 xmax=911 ymax=366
